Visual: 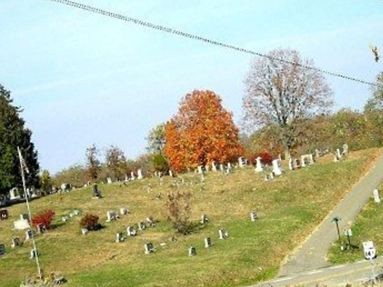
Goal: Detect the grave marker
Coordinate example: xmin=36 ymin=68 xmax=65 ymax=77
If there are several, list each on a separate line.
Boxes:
xmin=106 ymin=211 xmax=117 ymax=222
xmin=115 ymin=232 xmax=123 ymax=243
xmin=25 ymin=229 xmax=33 ymax=240
xmin=127 ymin=226 xmax=137 ymax=236
xmin=11 ymin=237 xmax=20 ymax=248
xmin=81 ymin=228 xmax=88 ymax=235
xmin=144 ymin=242 xmax=155 ymax=254
xmin=204 ymin=237 xmax=212 ymax=248
xmin=255 ymin=157 xmax=263 ymax=173
xmin=250 ymin=211 xmax=258 ymax=222
xmin=200 ymin=214 xmax=209 ymax=224
xmin=137 ymin=169 xmax=143 ymax=180
xmin=272 ymin=159 xmax=282 ymax=176
xmin=218 ymin=229 xmax=229 ymax=240
xmin=0 ymin=209 xmax=9 ymax=220
xmin=373 ymin=189 xmax=381 ymax=203
xmin=120 ymin=207 xmax=128 ymax=215
xmin=188 ymin=246 xmax=197 ymax=256
xmin=30 ymin=248 xmax=38 ymax=259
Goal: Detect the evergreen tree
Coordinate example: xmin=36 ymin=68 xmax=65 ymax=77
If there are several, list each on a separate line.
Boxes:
xmin=0 ymin=84 xmax=40 ymax=196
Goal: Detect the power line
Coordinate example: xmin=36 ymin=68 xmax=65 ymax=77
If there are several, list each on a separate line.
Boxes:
xmin=48 ymin=0 xmax=380 ymax=88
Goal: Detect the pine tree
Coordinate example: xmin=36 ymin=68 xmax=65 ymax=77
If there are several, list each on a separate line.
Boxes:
xmin=0 ymin=84 xmax=40 ymax=196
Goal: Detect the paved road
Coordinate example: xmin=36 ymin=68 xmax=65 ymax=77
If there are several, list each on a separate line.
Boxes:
xmin=256 ymin=257 xmax=383 ymax=287
xmin=278 ymin=153 xmax=383 ymax=276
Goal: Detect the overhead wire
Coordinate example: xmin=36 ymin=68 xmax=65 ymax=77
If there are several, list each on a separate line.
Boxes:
xmin=47 ymin=0 xmax=381 ymax=88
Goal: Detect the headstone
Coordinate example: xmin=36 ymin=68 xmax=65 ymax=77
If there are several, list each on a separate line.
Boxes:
xmin=11 ymin=237 xmax=20 ymax=248
xmin=0 ymin=209 xmax=9 ymax=220
xmin=81 ymin=228 xmax=88 ymax=235
xmin=315 ymin=149 xmax=320 ymax=159
xmin=238 ymin=157 xmax=244 ymax=168
xmin=124 ymin=174 xmax=129 ymax=182
xmin=272 ymin=159 xmax=282 ymax=176
xmin=218 ymin=229 xmax=229 ymax=240
xmin=373 ymin=189 xmax=381 ymax=203
xmin=204 ymin=237 xmax=212 ymax=248
xmin=115 ymin=232 xmax=123 ymax=243
xmin=146 ymin=217 xmax=155 ymax=227
xmin=9 ymin=187 xmax=20 ymax=200
xmin=169 ymin=170 xmax=173 ymax=177
xmin=362 ymin=241 xmax=377 ymax=260
xmin=0 ymin=244 xmax=5 ymax=256
xmin=219 ymin=164 xmax=224 ymax=172
xmin=138 ymin=222 xmax=146 ymax=231
xmin=250 ymin=211 xmax=258 ymax=222
xmin=227 ymin=162 xmax=232 ymax=170
xmin=14 ymin=219 xmax=30 ymax=230
xmin=336 ymin=148 xmax=342 ymax=160
xmin=62 ymin=216 xmax=69 ymax=223
xmin=288 ymin=158 xmax=294 ymax=170
xmin=36 ymin=224 xmax=46 ymax=234
xmin=144 ymin=242 xmax=155 ymax=254
xmin=200 ymin=214 xmax=209 ymax=224
xmin=106 ymin=211 xmax=117 ymax=222
xmin=127 ymin=226 xmax=137 ymax=236
xmin=188 ymin=246 xmax=197 ymax=256
xmin=120 ymin=207 xmax=128 ymax=215
xmin=73 ymin=210 xmax=80 ymax=216
xmin=130 ymin=171 xmax=136 ymax=180
xmin=255 ymin=157 xmax=264 ymax=173
xmin=25 ymin=229 xmax=33 ymax=240
xmin=107 ymin=177 xmax=112 ymax=184
xmin=137 ymin=169 xmax=143 ymax=180
xmin=198 ymin=166 xmax=203 ymax=174
xmin=92 ymin=184 xmax=101 ymax=198
xmin=333 ymin=154 xmax=339 ymax=162
xmin=30 ymin=248 xmax=38 ymax=259
xmin=205 ymin=165 xmax=210 ymax=172
xmin=342 ymin=143 xmax=349 ymax=156
xmin=211 ymin=161 xmax=217 ymax=172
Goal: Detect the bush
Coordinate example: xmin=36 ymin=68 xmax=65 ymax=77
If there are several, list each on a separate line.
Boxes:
xmin=80 ymin=213 xmax=100 ymax=230
xmin=31 ymin=210 xmax=55 ymax=229
xmin=166 ymin=190 xmax=193 ymax=235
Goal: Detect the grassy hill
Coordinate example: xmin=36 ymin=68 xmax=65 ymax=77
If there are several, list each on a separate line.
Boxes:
xmin=0 ymin=148 xmax=381 ymax=287
xmin=328 ymin=181 xmax=383 ymax=264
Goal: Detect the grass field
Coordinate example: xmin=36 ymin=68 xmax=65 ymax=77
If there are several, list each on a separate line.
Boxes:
xmin=328 ymin=182 xmax=383 ymax=264
xmin=0 ymin=148 xmax=381 ymax=287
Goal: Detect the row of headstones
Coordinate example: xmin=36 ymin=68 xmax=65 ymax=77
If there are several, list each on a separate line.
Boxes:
xmin=196 ymin=162 xmax=234 ymax=175
xmin=144 ymin=212 xmax=258 ymax=256
xmin=115 ymin=217 xmax=156 ymax=242
xmin=61 ymin=209 xmax=81 ymax=223
xmin=0 ymin=228 xmax=42 ymax=259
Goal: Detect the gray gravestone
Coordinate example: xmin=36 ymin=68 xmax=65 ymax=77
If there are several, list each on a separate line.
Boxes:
xmin=218 ymin=229 xmax=229 ymax=240
xmin=144 ymin=242 xmax=155 ymax=254
xmin=188 ymin=246 xmax=197 ymax=256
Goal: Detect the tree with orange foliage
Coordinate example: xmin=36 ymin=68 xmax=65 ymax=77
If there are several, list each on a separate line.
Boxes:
xmin=164 ymin=90 xmax=243 ymax=172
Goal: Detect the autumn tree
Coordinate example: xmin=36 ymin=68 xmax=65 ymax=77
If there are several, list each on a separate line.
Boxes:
xmin=243 ymin=49 xmax=333 ymax=157
xmin=164 ymin=90 xmax=243 ymax=172
xmin=105 ymin=145 xmax=127 ymax=180
xmin=85 ymin=144 xmax=100 ymax=182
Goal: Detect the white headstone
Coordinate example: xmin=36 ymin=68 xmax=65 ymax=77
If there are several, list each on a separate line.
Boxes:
xmin=272 ymin=159 xmax=282 ymax=176
xmin=107 ymin=177 xmax=112 ymax=184
xmin=106 ymin=211 xmax=117 ymax=222
xmin=9 ymin=187 xmax=20 ymax=200
xmin=188 ymin=246 xmax=197 ymax=256
xmin=219 ymin=164 xmax=224 ymax=172
xmin=120 ymin=207 xmax=128 ymax=215
xmin=336 ymin=148 xmax=342 ymax=160
xmin=169 ymin=170 xmax=173 ymax=177
xmin=373 ymin=189 xmax=381 ymax=203
xmin=137 ymin=169 xmax=143 ymax=180
xmin=238 ymin=157 xmax=244 ymax=168
xmin=197 ymin=165 xmax=203 ymax=174
xmin=250 ymin=211 xmax=258 ymax=222
xmin=255 ymin=157 xmax=263 ymax=173
xmin=81 ymin=228 xmax=88 ymax=235
xmin=204 ymin=237 xmax=212 ymax=248
xmin=144 ymin=242 xmax=154 ymax=254
xmin=218 ymin=229 xmax=228 ymax=240
xmin=211 ymin=161 xmax=217 ymax=172
xmin=288 ymin=158 xmax=294 ymax=170
xmin=130 ymin=171 xmax=135 ymax=180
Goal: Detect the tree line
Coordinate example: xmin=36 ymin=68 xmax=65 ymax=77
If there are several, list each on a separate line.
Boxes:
xmin=0 ymin=48 xmax=382 ymax=193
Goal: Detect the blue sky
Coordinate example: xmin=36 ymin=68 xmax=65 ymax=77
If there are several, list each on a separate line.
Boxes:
xmin=0 ymin=0 xmax=382 ymax=173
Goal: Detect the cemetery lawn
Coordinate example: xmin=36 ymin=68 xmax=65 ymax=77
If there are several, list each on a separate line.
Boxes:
xmin=328 ymin=183 xmax=383 ymax=264
xmin=0 ymin=148 xmax=382 ymax=287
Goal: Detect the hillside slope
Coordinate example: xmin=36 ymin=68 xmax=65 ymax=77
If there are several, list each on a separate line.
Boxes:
xmin=0 ymin=148 xmax=381 ymax=287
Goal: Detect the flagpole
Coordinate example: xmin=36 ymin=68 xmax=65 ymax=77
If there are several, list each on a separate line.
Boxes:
xmin=17 ymin=146 xmax=43 ymax=280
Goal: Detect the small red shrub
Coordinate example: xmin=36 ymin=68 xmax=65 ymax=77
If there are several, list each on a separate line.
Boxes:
xmin=80 ymin=213 xmax=100 ymax=230
xmin=32 ymin=210 xmax=55 ymax=229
